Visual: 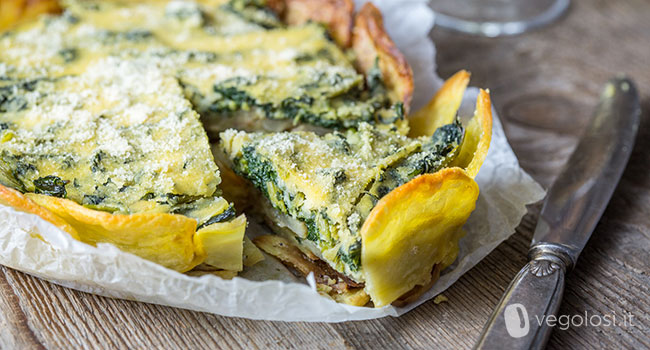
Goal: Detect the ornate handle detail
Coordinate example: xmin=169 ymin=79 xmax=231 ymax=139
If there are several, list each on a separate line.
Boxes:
xmin=474 ymin=244 xmax=571 ymax=350
xmin=529 ymin=259 xmax=562 ymax=277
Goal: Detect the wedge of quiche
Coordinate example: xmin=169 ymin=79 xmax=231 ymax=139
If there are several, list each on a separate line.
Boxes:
xmin=0 ymin=57 xmax=247 ymax=273
xmin=221 ymin=76 xmax=493 ymax=306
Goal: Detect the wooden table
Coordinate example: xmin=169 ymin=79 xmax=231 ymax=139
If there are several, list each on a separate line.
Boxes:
xmin=1 ymin=0 xmax=648 ymax=349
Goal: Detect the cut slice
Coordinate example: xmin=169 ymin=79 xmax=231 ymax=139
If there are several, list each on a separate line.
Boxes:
xmin=220 ymin=121 xmax=469 ymax=303
xmin=0 ymin=57 xmax=245 ymax=272
xmin=221 ymin=88 xmax=493 ymax=306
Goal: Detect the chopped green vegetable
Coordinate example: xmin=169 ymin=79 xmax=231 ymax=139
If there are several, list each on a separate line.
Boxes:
xmin=58 ymin=48 xmax=78 ymax=63
xmin=34 ymin=176 xmax=68 ymax=198
xmin=83 ymin=194 xmax=104 ymax=205
xmin=339 ymin=240 xmax=361 ymax=271
xmin=197 ymin=204 xmax=236 ymax=229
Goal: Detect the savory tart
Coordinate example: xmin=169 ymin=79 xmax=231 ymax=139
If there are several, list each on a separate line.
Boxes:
xmin=0 ymin=0 xmax=493 ymax=308
xmin=221 ymin=76 xmax=492 ymax=306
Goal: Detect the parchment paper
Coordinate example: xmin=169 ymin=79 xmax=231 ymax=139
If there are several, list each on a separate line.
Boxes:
xmin=0 ymin=0 xmax=545 ymax=322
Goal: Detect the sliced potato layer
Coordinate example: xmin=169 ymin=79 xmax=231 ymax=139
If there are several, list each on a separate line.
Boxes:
xmin=360 ymin=168 xmax=479 ymax=307
xmin=24 ymin=192 xmax=202 ymax=272
xmin=409 ymin=70 xmax=470 ymax=138
xmin=0 ymin=184 xmax=80 ymax=240
xmin=451 ymin=89 xmax=493 ymax=178
xmin=243 ymin=236 xmax=265 ymax=267
xmin=0 ymin=184 xmax=248 ymax=273
xmin=409 ymin=71 xmax=493 ymax=178
xmin=195 ymin=214 xmax=247 ymax=271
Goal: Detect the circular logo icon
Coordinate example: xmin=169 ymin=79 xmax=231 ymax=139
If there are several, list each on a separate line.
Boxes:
xmin=504 ymin=303 xmax=530 ymax=338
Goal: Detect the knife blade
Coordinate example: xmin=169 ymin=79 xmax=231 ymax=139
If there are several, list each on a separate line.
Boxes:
xmin=474 ymin=77 xmax=641 ymax=350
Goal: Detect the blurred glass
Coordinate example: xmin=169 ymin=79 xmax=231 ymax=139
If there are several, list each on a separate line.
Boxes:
xmin=430 ymin=0 xmax=570 ymax=37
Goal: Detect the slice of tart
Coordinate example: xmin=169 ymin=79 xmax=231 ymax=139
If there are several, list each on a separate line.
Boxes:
xmin=219 ymin=87 xmax=490 ymax=306
xmin=220 ymin=77 xmax=492 ymax=306
xmin=0 ymin=57 xmax=246 ymax=273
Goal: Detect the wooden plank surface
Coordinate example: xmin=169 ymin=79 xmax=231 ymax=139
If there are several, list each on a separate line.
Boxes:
xmin=1 ymin=0 xmax=649 ymax=349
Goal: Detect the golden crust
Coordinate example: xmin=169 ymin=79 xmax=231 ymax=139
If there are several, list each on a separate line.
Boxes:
xmin=392 ymin=263 xmax=441 ymax=307
xmin=279 ymin=0 xmax=354 ymax=47
xmin=451 ymin=89 xmax=493 ymax=178
xmin=23 ymin=192 xmax=203 ymax=272
xmin=408 ymin=70 xmax=471 ymax=138
xmin=0 ymin=179 xmax=249 ymax=273
xmin=360 ymin=168 xmax=479 ymax=307
xmin=0 ymin=184 xmax=80 ymax=240
xmin=0 ymin=0 xmax=61 ymax=31
xmin=352 ymin=2 xmax=414 ymax=112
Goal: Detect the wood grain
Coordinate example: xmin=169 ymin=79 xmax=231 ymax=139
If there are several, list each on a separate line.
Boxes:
xmin=1 ymin=0 xmax=649 ymax=349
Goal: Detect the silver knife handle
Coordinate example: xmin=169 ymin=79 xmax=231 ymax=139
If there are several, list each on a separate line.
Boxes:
xmin=474 ymin=244 xmax=572 ymax=349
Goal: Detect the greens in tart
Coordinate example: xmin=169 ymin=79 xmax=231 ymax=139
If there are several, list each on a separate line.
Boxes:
xmin=221 ymin=120 xmax=464 ymax=279
xmin=0 ymin=0 xmax=493 ymax=307
xmin=1 ymin=0 xmax=410 ymax=135
xmin=0 ymin=56 xmax=248 ymax=272
xmin=220 ymin=77 xmax=492 ymax=305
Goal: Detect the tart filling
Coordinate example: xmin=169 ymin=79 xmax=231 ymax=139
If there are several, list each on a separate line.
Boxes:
xmin=0 ymin=0 xmax=494 ymax=307
xmin=1 ymin=0 xmax=404 ymax=134
xmin=0 ymin=57 xmax=244 ymax=272
xmin=220 ymin=121 xmax=463 ymax=281
xmin=220 ymin=78 xmax=493 ymax=306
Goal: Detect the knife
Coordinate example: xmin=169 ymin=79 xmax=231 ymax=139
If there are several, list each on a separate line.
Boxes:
xmin=474 ymin=77 xmax=641 ymax=350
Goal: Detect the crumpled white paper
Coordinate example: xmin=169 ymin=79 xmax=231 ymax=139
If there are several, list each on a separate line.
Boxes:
xmin=0 ymin=0 xmax=545 ymax=322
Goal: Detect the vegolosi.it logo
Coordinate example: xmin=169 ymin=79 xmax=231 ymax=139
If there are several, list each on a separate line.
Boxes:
xmin=504 ymin=303 xmax=530 ymax=338
xmin=503 ymin=303 xmax=636 ymax=338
